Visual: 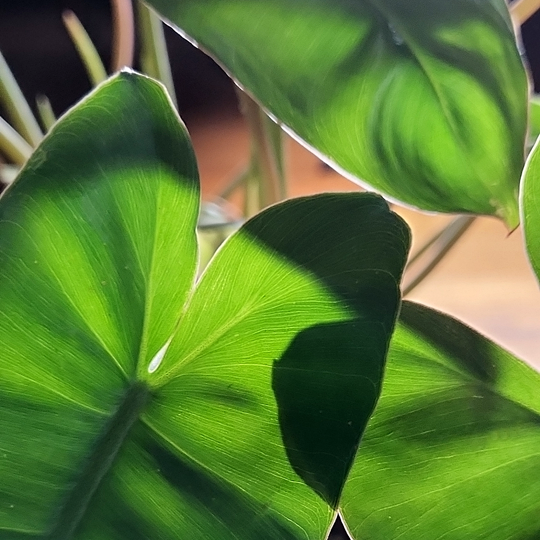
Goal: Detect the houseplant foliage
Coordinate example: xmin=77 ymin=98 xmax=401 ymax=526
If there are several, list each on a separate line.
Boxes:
xmin=523 ymin=135 xmax=540 ymax=282
xmin=341 ymin=301 xmax=540 ymax=540
xmin=0 ymin=72 xmax=411 ymax=539
xmin=146 ymin=0 xmax=528 ymax=226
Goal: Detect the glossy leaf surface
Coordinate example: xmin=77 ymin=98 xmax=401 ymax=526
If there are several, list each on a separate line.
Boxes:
xmin=341 ymin=302 xmax=540 ymax=540
xmin=0 ymin=71 xmax=411 ymax=539
xmin=146 ymin=0 xmax=528 ymax=225
xmin=522 ymin=134 xmax=540 ymax=283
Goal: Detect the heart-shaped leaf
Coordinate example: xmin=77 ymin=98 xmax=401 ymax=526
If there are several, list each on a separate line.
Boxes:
xmin=340 ymin=301 xmax=540 ymax=540
xmin=522 ymin=134 xmax=540 ymax=283
xmin=0 ymin=71 xmax=410 ymax=539
xmin=146 ymin=0 xmax=528 ymax=226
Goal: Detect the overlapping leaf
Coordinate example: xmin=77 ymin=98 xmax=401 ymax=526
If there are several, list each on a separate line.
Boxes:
xmin=0 ymin=71 xmax=410 ymax=539
xmin=341 ymin=302 xmax=540 ymax=540
xmin=530 ymin=96 xmax=540 ymax=144
xmin=146 ymin=0 xmax=528 ymax=225
xmin=522 ymin=134 xmax=540 ymax=283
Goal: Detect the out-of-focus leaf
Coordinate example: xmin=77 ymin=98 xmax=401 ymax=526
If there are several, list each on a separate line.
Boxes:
xmin=146 ymin=0 xmax=528 ymax=226
xmin=529 ymin=95 xmax=540 ymax=143
xmin=0 ymin=71 xmax=411 ymax=539
xmin=522 ymin=134 xmax=540 ymax=282
xmin=341 ymin=301 xmax=540 ymax=540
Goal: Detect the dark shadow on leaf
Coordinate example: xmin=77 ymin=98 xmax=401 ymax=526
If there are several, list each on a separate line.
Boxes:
xmin=272 ymin=320 xmax=386 ymax=508
xmin=368 ymin=302 xmax=540 ymax=450
xmin=237 ymin=194 xmax=408 ymax=507
xmin=143 ymin=433 xmax=300 ymax=540
xmin=374 ymin=384 xmax=540 ymax=448
xmin=240 ymin=193 xmax=408 ymax=324
xmin=399 ymin=301 xmax=498 ymax=383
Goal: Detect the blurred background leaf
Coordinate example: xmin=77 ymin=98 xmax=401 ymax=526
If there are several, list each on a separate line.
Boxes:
xmin=146 ymin=0 xmax=528 ymax=226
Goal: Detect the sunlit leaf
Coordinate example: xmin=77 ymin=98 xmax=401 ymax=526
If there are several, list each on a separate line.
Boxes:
xmin=522 ymin=134 xmax=540 ymax=283
xmin=146 ymin=0 xmax=528 ymax=226
xmin=341 ymin=302 xmax=540 ymax=540
xmin=0 ymin=71 xmax=410 ymax=539
xmin=530 ymin=95 xmax=540 ymax=144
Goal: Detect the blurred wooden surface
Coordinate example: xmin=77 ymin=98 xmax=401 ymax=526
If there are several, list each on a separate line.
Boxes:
xmin=186 ymin=109 xmax=540 ymax=370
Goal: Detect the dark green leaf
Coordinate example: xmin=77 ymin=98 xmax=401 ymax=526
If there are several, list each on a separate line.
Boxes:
xmin=341 ymin=301 xmax=540 ymax=540
xmin=146 ymin=0 xmax=528 ymax=226
xmin=0 ymin=71 xmax=410 ymax=539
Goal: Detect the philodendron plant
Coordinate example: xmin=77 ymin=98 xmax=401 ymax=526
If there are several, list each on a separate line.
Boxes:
xmin=0 ymin=73 xmax=411 ymax=539
xmin=1 ymin=0 xmax=540 ymax=540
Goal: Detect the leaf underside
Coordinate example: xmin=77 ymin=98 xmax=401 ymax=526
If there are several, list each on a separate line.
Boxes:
xmin=147 ymin=0 xmax=527 ymax=225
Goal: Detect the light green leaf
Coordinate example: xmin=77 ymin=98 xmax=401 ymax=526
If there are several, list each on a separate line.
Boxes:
xmin=530 ymin=95 xmax=540 ymax=144
xmin=0 ymin=70 xmax=200 ymax=539
xmin=146 ymin=0 xmax=528 ymax=226
xmin=522 ymin=134 xmax=540 ymax=282
xmin=341 ymin=301 xmax=540 ymax=540
xmin=0 ymin=71 xmax=411 ymax=539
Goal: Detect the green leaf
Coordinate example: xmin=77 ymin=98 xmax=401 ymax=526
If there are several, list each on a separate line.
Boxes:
xmin=146 ymin=0 xmax=528 ymax=226
xmin=530 ymin=95 xmax=540 ymax=144
xmin=0 ymin=71 xmax=411 ymax=539
xmin=522 ymin=135 xmax=540 ymax=283
xmin=0 ymin=71 xmax=200 ymax=539
xmin=340 ymin=301 xmax=540 ymax=540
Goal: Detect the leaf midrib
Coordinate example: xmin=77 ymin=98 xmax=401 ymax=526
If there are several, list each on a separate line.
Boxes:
xmin=46 ymin=382 xmax=150 ymax=540
xmin=360 ymin=0 xmax=478 ymax=180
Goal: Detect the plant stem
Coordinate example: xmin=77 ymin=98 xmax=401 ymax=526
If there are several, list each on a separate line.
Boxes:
xmin=0 ymin=164 xmax=18 ymax=185
xmin=111 ymin=0 xmax=135 ymax=71
xmin=138 ymin=2 xmax=177 ymax=108
xmin=511 ymin=0 xmax=540 ymax=24
xmin=244 ymin=171 xmax=261 ymax=218
xmin=403 ymin=216 xmax=476 ymax=296
xmin=36 ymin=95 xmax=57 ymax=131
xmin=262 ymin=113 xmax=287 ymax=200
xmin=406 ymin=221 xmax=453 ymax=267
xmin=238 ymin=91 xmax=282 ymax=210
xmin=0 ymin=50 xmax=42 ymax=147
xmin=216 ymin=168 xmax=250 ymax=201
xmin=63 ymin=10 xmax=108 ymax=86
xmin=0 ymin=116 xmax=33 ymax=166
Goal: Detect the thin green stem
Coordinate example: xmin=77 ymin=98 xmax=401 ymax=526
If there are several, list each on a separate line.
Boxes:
xmin=262 ymin=112 xmax=287 ymax=200
xmin=0 ymin=116 xmax=33 ymax=166
xmin=403 ymin=216 xmax=476 ymax=296
xmin=511 ymin=0 xmax=540 ymax=24
xmin=111 ymin=0 xmax=135 ymax=71
xmin=243 ymin=158 xmax=260 ymax=218
xmin=138 ymin=2 xmax=177 ymax=108
xmin=0 ymin=50 xmax=42 ymax=147
xmin=36 ymin=95 xmax=57 ymax=131
xmin=238 ymin=90 xmax=282 ymax=210
xmin=407 ymin=220 xmax=455 ymax=267
xmin=216 ymin=168 xmax=250 ymax=201
xmin=63 ymin=10 xmax=108 ymax=85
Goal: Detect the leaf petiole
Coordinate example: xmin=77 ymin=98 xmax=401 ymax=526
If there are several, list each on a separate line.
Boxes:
xmin=62 ymin=10 xmax=108 ymax=86
xmin=403 ymin=215 xmax=476 ymax=295
xmin=0 ymin=115 xmax=33 ymax=166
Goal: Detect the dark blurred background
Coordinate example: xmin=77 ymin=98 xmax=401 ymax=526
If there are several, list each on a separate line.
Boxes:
xmin=0 ymin=0 xmax=539 ymax=122
xmin=0 ymin=0 xmax=239 ymax=121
